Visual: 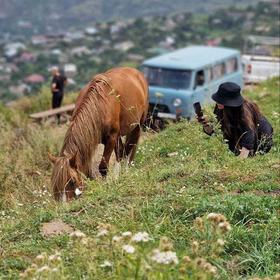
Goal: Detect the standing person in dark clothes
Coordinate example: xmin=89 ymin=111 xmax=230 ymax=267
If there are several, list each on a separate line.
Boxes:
xmin=197 ymin=82 xmax=273 ymax=158
xmin=51 ymin=66 xmax=67 ymax=124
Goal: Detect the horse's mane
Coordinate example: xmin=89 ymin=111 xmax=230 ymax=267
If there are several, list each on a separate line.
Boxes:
xmin=60 ymin=74 xmax=113 ymax=170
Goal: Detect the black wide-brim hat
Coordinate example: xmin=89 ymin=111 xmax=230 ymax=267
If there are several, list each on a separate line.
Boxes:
xmin=212 ymin=82 xmax=244 ymax=107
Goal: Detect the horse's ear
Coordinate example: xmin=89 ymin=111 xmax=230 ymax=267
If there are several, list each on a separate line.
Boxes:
xmin=69 ymin=152 xmax=78 ymax=169
xmin=48 ymin=153 xmax=57 ymax=164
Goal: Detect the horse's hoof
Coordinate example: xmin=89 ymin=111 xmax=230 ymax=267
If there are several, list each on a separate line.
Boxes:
xmin=99 ymin=169 xmax=107 ymax=177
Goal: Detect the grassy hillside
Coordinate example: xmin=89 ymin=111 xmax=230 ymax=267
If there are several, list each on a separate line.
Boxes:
xmin=0 ymin=78 xmax=279 ymax=279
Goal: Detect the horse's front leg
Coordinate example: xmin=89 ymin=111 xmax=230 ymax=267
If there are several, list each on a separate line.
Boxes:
xmin=84 ymin=161 xmax=94 ymax=179
xmin=99 ymin=133 xmax=117 ymax=177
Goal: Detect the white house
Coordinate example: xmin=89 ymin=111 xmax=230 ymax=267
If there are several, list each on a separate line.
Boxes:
xmin=71 ymin=46 xmax=91 ymax=56
xmin=114 ymin=41 xmax=134 ymax=52
xmin=85 ymin=27 xmax=98 ymax=36
xmin=4 ymin=42 xmax=26 ymax=58
xmin=64 ymin=64 xmax=77 ymax=78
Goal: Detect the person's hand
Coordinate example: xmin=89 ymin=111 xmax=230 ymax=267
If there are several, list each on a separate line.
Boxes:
xmin=203 ymin=124 xmax=214 ymax=135
xmin=196 ymin=115 xmax=208 ymax=125
xmin=239 ymin=147 xmax=250 ymax=159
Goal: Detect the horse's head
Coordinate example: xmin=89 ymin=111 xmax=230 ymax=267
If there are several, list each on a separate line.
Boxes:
xmin=49 ymin=153 xmax=84 ymax=202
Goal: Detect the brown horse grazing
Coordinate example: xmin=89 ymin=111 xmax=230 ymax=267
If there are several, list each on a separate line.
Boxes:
xmin=49 ymin=67 xmax=149 ymax=201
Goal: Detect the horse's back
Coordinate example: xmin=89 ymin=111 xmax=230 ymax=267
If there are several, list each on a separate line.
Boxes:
xmin=74 ymin=67 xmax=148 ymax=135
xmin=107 ymin=67 xmax=148 ymax=98
xmin=106 ymin=67 xmax=149 ymax=133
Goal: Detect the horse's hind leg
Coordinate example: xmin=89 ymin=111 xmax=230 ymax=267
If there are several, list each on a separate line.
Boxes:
xmin=114 ymin=136 xmax=125 ymax=162
xmin=125 ymin=125 xmax=141 ymax=164
xmin=99 ymin=133 xmax=117 ymax=176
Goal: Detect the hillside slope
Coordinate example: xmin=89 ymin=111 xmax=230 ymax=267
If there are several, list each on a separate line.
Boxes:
xmin=0 ymin=78 xmax=279 ymax=279
xmin=0 ymin=0 xmax=258 ymax=36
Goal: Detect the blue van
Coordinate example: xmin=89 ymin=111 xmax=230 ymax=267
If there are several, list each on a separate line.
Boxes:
xmin=141 ymin=46 xmax=243 ymax=119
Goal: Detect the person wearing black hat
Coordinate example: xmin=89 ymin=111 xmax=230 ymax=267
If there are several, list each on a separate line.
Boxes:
xmin=198 ymin=82 xmax=273 ymax=158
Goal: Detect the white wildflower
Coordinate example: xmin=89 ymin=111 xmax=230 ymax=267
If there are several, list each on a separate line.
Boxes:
xmin=151 ymin=249 xmax=178 ymax=265
xmin=100 ymin=260 xmax=113 ymax=268
xmin=97 ymin=229 xmax=109 ymax=237
xmin=209 ymin=266 xmax=218 ymax=274
xmin=218 ymin=222 xmax=232 ymax=232
xmin=132 ymin=232 xmax=151 ymax=243
xmin=37 ymin=265 xmax=50 ymax=273
xmin=112 ymin=235 xmax=122 ymax=243
xmin=80 ymin=238 xmax=88 ymax=246
xmin=70 ymin=230 xmax=86 ymax=239
xmin=122 ymin=244 xmax=135 ymax=254
xmin=207 ymin=213 xmax=219 ymax=220
xmin=217 ymin=239 xmax=225 ymax=246
xmin=35 ymin=254 xmax=45 ymax=262
xmin=122 ymin=231 xmax=132 ymax=237
xmin=48 ymin=253 xmax=61 ymax=262
xmin=167 ymin=152 xmax=178 ymax=157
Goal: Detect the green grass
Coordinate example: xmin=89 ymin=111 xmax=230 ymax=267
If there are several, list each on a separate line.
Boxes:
xmin=0 ymin=78 xmax=279 ymax=279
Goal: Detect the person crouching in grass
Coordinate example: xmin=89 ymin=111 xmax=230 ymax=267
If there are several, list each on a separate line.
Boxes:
xmin=198 ymin=82 xmax=273 ymax=158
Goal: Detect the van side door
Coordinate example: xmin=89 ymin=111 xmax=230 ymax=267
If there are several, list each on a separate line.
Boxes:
xmin=208 ymin=61 xmax=226 ymax=100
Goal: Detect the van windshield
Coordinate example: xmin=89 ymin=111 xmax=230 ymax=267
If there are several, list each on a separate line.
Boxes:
xmin=142 ymin=66 xmax=191 ymax=90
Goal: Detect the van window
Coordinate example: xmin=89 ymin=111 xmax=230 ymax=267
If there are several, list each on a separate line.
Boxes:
xmin=206 ymin=68 xmax=213 ymax=82
xmin=226 ymin=57 xmax=238 ymax=73
xmin=142 ymin=66 xmax=192 ymax=90
xmin=195 ymin=70 xmax=205 ymax=87
xmin=212 ymin=62 xmax=226 ymax=80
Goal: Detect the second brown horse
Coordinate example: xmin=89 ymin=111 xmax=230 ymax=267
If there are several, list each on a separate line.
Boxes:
xmin=49 ymin=67 xmax=149 ymax=201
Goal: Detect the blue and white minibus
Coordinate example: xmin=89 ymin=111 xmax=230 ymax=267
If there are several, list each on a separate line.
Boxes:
xmin=141 ymin=46 xmax=243 ymax=119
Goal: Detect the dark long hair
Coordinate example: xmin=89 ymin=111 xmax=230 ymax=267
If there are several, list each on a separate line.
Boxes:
xmin=216 ymin=99 xmax=262 ymax=145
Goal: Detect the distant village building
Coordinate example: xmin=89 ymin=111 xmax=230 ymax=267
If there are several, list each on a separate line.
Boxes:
xmin=49 ymin=13 xmax=61 ymax=20
xmin=164 ymin=19 xmax=176 ymax=31
xmin=4 ymin=48 xmax=18 ymax=59
xmin=206 ymin=38 xmax=222 ymax=47
xmin=17 ymin=20 xmax=33 ymax=29
xmin=31 ymin=35 xmax=49 ymax=46
xmin=255 ymin=25 xmax=271 ymax=32
xmin=24 ymin=74 xmax=45 ymax=84
xmin=4 ymin=42 xmax=26 ymax=51
xmin=1 ymin=63 xmax=19 ymax=74
xmin=127 ymin=54 xmax=144 ymax=62
xmin=64 ymin=64 xmax=77 ymax=78
xmin=110 ymin=22 xmax=128 ymax=34
xmin=114 ymin=41 xmax=134 ymax=52
xmin=65 ymin=31 xmax=85 ymax=41
xmin=159 ymin=36 xmax=175 ymax=49
xmin=85 ymin=27 xmax=98 ymax=36
xmin=46 ymin=33 xmax=65 ymax=43
xmin=4 ymin=42 xmax=26 ymax=58
xmin=51 ymin=49 xmax=62 ymax=56
xmin=71 ymin=46 xmax=91 ymax=57
xmin=0 ymin=75 xmax=11 ymax=82
xmin=16 ymin=52 xmax=36 ymax=63
xmin=262 ymin=0 xmax=279 ymax=10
